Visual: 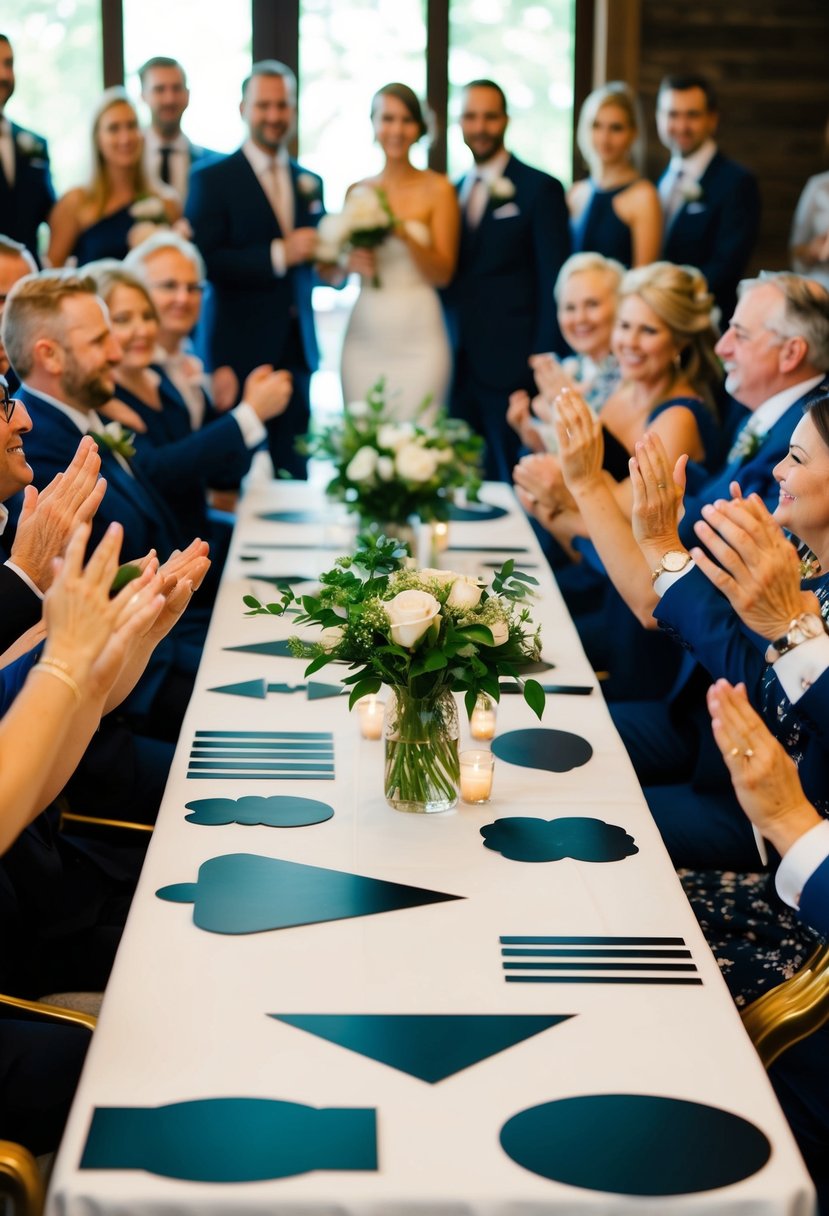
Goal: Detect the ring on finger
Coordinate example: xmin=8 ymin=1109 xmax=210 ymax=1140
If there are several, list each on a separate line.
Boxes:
xmin=743 ymin=748 xmax=754 ymax=759
xmin=729 ymin=746 xmax=740 ymax=757
xmin=657 ymin=481 xmax=667 ymax=490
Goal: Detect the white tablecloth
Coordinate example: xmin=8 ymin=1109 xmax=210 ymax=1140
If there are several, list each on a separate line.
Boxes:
xmin=47 ymin=473 xmax=816 ymax=1215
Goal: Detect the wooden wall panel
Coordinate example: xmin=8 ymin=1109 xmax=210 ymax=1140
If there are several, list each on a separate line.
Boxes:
xmin=638 ymin=0 xmax=829 ymax=277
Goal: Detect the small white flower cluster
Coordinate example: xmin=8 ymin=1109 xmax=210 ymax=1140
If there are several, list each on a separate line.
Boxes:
xmin=489 ymin=177 xmax=516 ymax=202
xmin=295 ymin=172 xmax=321 ymax=199
xmin=15 ymin=130 xmax=46 ymax=158
xmin=679 ymin=180 xmax=703 ymax=203
xmin=316 ymin=185 xmax=394 ymax=262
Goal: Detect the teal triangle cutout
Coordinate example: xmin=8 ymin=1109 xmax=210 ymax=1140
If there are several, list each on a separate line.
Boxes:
xmin=269 ymin=1014 xmax=573 ymax=1082
xmin=157 ymin=853 xmax=462 ymax=934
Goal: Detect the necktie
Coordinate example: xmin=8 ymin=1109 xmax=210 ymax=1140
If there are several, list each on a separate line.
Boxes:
xmin=663 ymin=167 xmax=686 ymax=227
xmin=465 ymin=175 xmax=487 ymax=229
xmin=159 ymin=146 xmax=174 ymax=186
xmin=262 ymin=160 xmax=293 ymax=236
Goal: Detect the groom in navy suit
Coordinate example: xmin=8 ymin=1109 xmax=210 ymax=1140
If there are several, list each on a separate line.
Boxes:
xmin=445 ymin=79 xmax=570 ymax=482
xmin=186 ymin=60 xmax=324 ymax=478
xmin=657 ymin=73 xmax=760 ymax=327
xmin=0 ymin=35 xmax=55 ymax=263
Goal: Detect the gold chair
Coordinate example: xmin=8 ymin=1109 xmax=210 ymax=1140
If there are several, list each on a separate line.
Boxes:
xmin=0 ymin=1140 xmax=44 ymax=1216
xmin=740 ymin=943 xmax=829 ymax=1068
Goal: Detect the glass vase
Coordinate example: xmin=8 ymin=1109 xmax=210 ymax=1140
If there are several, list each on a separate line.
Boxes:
xmin=383 ymin=687 xmax=460 ymax=813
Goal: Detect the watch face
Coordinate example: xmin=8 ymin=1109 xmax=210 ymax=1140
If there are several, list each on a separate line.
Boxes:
xmin=792 ymin=613 xmax=824 ymax=643
xmin=662 ymin=550 xmax=690 ymax=573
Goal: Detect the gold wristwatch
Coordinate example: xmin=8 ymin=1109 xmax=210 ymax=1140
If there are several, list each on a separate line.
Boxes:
xmin=651 ymin=549 xmax=692 ymax=585
xmin=764 ymin=612 xmax=827 ymax=663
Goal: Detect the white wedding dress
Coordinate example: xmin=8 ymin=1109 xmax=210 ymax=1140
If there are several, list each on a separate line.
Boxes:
xmin=340 ymin=229 xmax=452 ymax=422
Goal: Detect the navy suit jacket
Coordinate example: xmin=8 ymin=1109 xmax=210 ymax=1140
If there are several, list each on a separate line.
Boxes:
xmin=8 ymin=388 xmax=186 ymax=562
xmin=800 ymin=856 xmax=829 ymax=935
xmin=186 ymin=150 xmax=323 ymax=381
xmin=656 ymin=565 xmax=829 ymax=810
xmin=444 ymin=154 xmax=571 ymax=388
xmin=660 ymin=151 xmax=760 ymax=324
xmin=0 ymin=122 xmax=55 ymax=262
xmin=0 ymin=562 xmax=40 ymax=651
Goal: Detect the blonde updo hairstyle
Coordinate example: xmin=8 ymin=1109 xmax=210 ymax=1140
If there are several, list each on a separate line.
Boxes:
xmin=619 ymin=261 xmax=722 ymax=409
xmin=576 ymin=81 xmax=645 ymax=175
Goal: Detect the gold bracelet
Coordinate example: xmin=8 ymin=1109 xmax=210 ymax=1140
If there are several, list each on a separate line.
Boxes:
xmin=33 ymin=661 xmax=83 ymax=705
xmin=39 ymin=655 xmax=74 ymax=675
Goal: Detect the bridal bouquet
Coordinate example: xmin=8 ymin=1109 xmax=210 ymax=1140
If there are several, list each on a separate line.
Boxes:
xmin=243 ymin=534 xmax=544 ymax=811
xmin=300 ymin=379 xmax=483 ymax=529
xmin=316 ymin=185 xmax=396 ymax=286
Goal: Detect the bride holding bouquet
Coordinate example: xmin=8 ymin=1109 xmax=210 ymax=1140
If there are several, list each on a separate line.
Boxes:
xmin=331 ymin=83 xmax=459 ymax=422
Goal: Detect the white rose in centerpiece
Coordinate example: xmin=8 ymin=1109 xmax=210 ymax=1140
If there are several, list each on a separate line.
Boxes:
xmin=377 ymin=423 xmax=413 ymax=451
xmin=346 ymin=445 xmax=379 ymax=483
xmin=484 ymin=618 xmax=510 ymax=646
xmin=376 ymin=455 xmax=395 ymax=481
xmin=446 ymin=576 xmax=483 ymax=609
xmin=395 ymin=442 xmax=440 ymax=483
xmin=385 ymin=589 xmax=440 ymax=649
xmin=419 ymin=568 xmax=456 ymax=587
xmin=320 ymin=625 xmax=345 ymax=652
xmin=347 ymin=400 xmax=370 ymax=418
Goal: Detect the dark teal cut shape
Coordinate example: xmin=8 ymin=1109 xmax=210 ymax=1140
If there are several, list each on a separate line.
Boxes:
xmin=156 ymin=853 xmax=462 ymax=935
xmin=447 ymin=501 xmax=508 ymax=521
xmin=492 ymin=729 xmax=593 ymax=772
xmin=500 ymin=1094 xmax=770 ymax=1194
xmin=185 ymin=796 xmax=334 ymax=828
xmin=258 ymin=510 xmax=327 ymax=523
xmin=224 ymin=639 xmax=297 ymax=658
xmin=515 ymin=659 xmax=556 ymax=674
xmin=481 ymin=817 xmax=637 ymax=863
xmin=270 ymin=1014 xmax=573 ymax=1083
xmin=80 ymin=1097 xmax=377 ymax=1182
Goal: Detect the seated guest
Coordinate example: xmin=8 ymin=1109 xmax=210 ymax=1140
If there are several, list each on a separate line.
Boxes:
xmin=0 ymin=520 xmax=193 ymax=1155
xmin=514 ymin=260 xmax=722 ymax=531
xmin=507 ymin=251 xmax=623 ymax=453
xmin=87 ymin=263 xmax=292 ymax=551
xmin=790 ymin=115 xmax=829 ymax=292
xmin=2 ymin=271 xmax=209 ymax=739
xmin=569 ymin=82 xmax=662 ymax=268
xmin=0 ymin=236 xmax=37 ymax=392
xmin=47 ymin=89 xmax=180 ymax=268
xmin=700 ymin=680 xmax=829 ymax=1209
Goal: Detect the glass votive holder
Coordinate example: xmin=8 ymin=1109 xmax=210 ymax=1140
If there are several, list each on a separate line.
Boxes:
xmin=433 ymin=520 xmax=450 ymax=552
xmin=469 ymin=693 xmax=497 ymax=741
xmin=459 ymin=749 xmax=495 ymax=804
xmin=357 ymin=694 xmax=385 ymax=740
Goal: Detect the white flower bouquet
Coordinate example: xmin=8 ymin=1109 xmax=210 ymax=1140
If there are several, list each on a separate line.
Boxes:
xmin=300 ymin=379 xmax=483 ymax=527
xmin=316 ymin=185 xmax=396 ymax=285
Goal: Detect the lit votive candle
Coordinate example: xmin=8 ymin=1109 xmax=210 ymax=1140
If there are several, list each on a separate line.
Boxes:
xmin=433 ymin=520 xmax=450 ymax=552
xmin=470 ymin=694 xmax=497 ymax=741
xmin=357 ymin=695 xmax=385 ymax=740
xmin=460 ymin=749 xmax=495 ymax=804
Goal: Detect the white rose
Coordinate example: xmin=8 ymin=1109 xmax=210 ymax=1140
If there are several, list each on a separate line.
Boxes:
xmin=320 ymin=625 xmax=345 ymax=652
xmin=485 ymin=618 xmax=509 ymax=646
xmin=395 ymin=442 xmax=440 ymax=483
xmin=347 ymin=400 xmax=370 ymax=418
xmin=345 ymin=445 xmax=378 ymax=483
xmin=344 ymin=186 xmax=390 ymax=230
xmin=376 ymin=455 xmax=395 ymax=481
xmin=385 ymin=589 xmax=440 ymax=649
xmin=377 ymin=423 xmax=413 ymax=452
xmin=446 ymin=576 xmax=483 ymax=609
xmin=316 ymin=212 xmax=351 ymax=260
xmin=419 ymin=568 xmax=456 ymax=586
xmin=434 ymin=447 xmax=454 ymax=464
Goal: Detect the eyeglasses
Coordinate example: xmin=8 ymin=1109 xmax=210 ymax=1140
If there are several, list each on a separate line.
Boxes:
xmin=0 ymin=376 xmax=14 ymax=425
xmin=147 ymin=280 xmax=205 ymax=296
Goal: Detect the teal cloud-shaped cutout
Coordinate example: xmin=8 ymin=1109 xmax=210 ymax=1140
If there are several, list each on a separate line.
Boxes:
xmin=184 ymin=795 xmax=333 ymax=828
xmin=481 ymin=816 xmax=638 ymax=863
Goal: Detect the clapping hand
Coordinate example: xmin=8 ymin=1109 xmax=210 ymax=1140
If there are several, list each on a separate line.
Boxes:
xmin=529 ymin=353 xmax=576 ymax=402
xmin=142 ymin=539 xmax=212 ymax=645
xmin=211 ymin=365 xmax=240 ymax=412
xmin=690 ymin=493 xmax=819 ymax=640
xmin=554 ymin=387 xmax=604 ymax=493
xmin=243 ymin=366 xmax=293 ymax=422
xmin=284 ymin=228 xmax=320 ymax=267
xmin=506 ymin=390 xmax=545 ymax=453
xmin=629 ymin=431 xmax=689 ymax=567
xmin=11 ymin=435 xmax=107 ymax=591
xmin=707 ymin=679 xmax=822 ymax=855
xmin=513 ymin=452 xmax=576 ymax=518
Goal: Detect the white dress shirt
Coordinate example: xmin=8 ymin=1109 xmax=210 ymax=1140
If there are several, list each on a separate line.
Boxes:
xmin=459 ymin=148 xmax=510 ymax=223
xmin=143 ymin=128 xmax=191 ymax=203
xmin=660 ymin=138 xmax=718 ymax=211
xmin=242 ymin=140 xmax=293 ymax=278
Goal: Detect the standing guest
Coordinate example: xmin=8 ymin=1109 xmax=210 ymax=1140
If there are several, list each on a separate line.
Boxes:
xmin=568 ymin=81 xmax=661 ymax=268
xmin=138 ymin=56 xmax=218 ymax=207
xmin=444 ymin=78 xmax=570 ymax=482
xmin=0 ymin=34 xmax=55 ymax=263
xmin=186 ymin=59 xmax=324 ymax=479
xmin=507 ymin=251 xmax=623 ymax=454
xmin=657 ymin=73 xmax=760 ymax=326
xmin=0 ymin=234 xmax=35 ymax=390
xmin=339 ymin=83 xmax=458 ymax=422
xmin=790 ymin=115 xmax=829 ymax=291
xmin=47 ymin=88 xmax=180 ymax=268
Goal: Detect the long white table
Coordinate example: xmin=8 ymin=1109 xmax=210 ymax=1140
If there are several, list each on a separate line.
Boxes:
xmin=47 ymin=472 xmax=815 ymax=1215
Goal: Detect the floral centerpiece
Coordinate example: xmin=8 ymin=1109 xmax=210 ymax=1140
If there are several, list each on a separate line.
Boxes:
xmin=243 ymin=533 xmax=544 ymax=813
xmin=316 ymin=185 xmax=396 ymax=286
xmin=300 ymin=380 xmax=483 ymax=541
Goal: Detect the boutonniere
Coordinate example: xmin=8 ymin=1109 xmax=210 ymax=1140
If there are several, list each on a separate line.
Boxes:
xmin=91 ymin=422 xmax=136 ymax=461
xmin=296 ymin=172 xmax=321 ymax=201
xmin=797 ymin=546 xmax=822 ymax=580
xmin=679 ymin=179 xmax=703 ymax=204
xmin=15 ymin=129 xmax=46 ymax=159
xmin=726 ymin=425 xmax=764 ymax=464
xmin=489 ymin=177 xmax=516 ymax=204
